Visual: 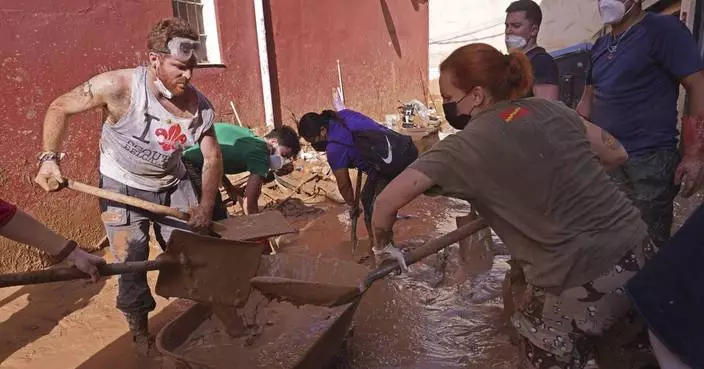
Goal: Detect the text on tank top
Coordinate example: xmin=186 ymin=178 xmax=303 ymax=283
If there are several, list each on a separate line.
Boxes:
xmin=99 ymin=66 xmax=214 ymax=191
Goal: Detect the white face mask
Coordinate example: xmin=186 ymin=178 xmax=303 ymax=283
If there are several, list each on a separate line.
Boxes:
xmin=154 ymin=78 xmax=174 ymax=99
xmin=269 ymin=154 xmax=284 ymax=171
xmin=599 ymin=0 xmax=634 ymax=25
xmin=505 ymin=35 xmax=527 ymax=51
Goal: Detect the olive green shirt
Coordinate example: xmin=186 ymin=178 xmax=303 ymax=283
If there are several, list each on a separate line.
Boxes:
xmin=410 ymin=98 xmax=647 ymax=291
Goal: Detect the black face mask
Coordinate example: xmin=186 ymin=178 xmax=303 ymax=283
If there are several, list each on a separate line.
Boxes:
xmin=442 ymin=101 xmax=472 ymax=130
xmin=311 ymin=140 xmax=328 ymax=152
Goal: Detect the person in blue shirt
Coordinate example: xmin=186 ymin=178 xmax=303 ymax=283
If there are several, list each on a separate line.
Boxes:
xmin=297 ymin=92 xmax=418 ymax=262
xmin=626 ymin=203 xmax=704 ymax=369
xmin=577 ymin=0 xmax=704 ymax=250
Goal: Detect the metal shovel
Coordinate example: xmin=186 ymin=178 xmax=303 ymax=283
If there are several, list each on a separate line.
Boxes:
xmin=250 ymin=218 xmax=487 ymax=307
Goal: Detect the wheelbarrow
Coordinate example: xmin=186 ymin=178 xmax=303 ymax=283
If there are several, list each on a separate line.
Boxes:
xmin=153 ymin=219 xmax=488 ymax=369
xmin=155 ymin=253 xmax=368 ymax=369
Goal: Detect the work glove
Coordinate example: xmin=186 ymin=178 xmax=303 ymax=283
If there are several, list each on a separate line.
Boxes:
xmin=66 ymin=248 xmax=106 ymax=283
xmin=332 ymin=87 xmax=346 ymax=112
xmin=675 ymin=116 xmax=704 ymax=197
xmin=372 ymin=242 xmax=408 ymax=272
xmin=35 ymin=159 xmax=64 ymax=192
xmin=346 ymin=203 xmax=361 ymax=219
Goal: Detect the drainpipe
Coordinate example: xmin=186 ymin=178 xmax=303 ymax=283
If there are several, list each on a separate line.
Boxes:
xmin=254 ymin=0 xmax=275 ymax=129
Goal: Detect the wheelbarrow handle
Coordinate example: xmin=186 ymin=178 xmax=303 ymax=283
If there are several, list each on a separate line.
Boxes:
xmin=0 ymin=260 xmax=172 ymax=288
xmin=364 ymin=218 xmax=488 ymax=286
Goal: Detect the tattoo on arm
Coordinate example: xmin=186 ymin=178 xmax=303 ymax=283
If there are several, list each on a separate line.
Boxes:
xmin=81 ymin=81 xmax=94 ymax=99
xmin=601 ymin=129 xmax=622 ymax=151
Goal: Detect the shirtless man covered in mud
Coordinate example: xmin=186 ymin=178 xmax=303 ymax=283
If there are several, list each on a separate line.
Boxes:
xmin=34 ymin=18 xmax=223 ymax=355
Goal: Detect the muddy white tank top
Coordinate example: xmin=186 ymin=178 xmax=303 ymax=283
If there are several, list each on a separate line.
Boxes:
xmin=99 ymin=66 xmax=214 ymax=191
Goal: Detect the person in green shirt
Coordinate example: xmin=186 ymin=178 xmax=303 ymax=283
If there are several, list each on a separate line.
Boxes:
xmin=182 ymin=123 xmax=301 ymax=219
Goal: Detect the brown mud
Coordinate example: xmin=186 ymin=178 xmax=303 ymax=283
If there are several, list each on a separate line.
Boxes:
xmin=0 ymin=195 xmax=517 ymax=369
xmin=7 ymin=192 xmax=702 ymax=368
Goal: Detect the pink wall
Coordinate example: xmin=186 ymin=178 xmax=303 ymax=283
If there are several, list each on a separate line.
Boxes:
xmin=0 ymin=0 xmax=262 ymax=272
xmin=267 ymin=0 xmax=429 ymax=122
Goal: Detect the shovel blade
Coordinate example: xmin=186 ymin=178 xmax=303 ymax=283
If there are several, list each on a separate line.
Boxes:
xmin=156 ymin=230 xmax=264 ymax=307
xmin=251 ymin=276 xmax=361 ymax=307
xmin=215 ymin=211 xmax=295 ymax=241
xmin=252 ymin=253 xmax=369 ymax=307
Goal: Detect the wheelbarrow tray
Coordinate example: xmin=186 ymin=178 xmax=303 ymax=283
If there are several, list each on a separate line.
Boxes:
xmin=155 ymin=253 xmax=368 ymax=369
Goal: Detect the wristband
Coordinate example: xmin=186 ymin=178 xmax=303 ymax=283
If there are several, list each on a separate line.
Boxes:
xmin=53 ymin=240 xmax=78 ymax=263
xmin=38 ymin=151 xmax=64 ymax=165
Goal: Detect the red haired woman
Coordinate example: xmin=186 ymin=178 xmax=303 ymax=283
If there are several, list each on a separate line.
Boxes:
xmin=371 ymin=43 xmax=657 ymax=368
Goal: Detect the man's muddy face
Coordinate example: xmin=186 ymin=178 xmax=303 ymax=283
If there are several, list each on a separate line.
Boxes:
xmin=155 ymin=55 xmax=196 ymax=96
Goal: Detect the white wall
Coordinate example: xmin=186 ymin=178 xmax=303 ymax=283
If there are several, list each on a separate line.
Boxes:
xmin=429 ymin=0 xmax=604 ymax=89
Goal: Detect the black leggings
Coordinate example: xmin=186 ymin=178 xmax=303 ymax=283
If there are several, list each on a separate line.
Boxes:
xmin=360 ymin=175 xmax=391 ymax=226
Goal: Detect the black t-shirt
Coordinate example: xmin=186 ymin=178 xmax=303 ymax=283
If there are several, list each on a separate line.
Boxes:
xmin=525 ymin=47 xmax=559 ymax=96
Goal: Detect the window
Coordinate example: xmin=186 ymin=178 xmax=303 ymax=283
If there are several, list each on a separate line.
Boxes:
xmin=172 ymin=0 xmax=222 ymax=64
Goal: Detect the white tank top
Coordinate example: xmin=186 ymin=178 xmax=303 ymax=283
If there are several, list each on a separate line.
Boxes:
xmin=99 ymin=66 xmax=214 ymax=191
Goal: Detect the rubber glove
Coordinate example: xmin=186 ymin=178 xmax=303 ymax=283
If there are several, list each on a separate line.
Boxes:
xmin=372 ymin=242 xmax=408 ymax=271
xmin=675 ymin=116 xmax=704 ymax=197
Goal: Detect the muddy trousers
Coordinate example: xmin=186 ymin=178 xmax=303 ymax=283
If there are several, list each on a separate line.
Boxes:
xmin=609 ymin=148 xmax=680 ymax=250
xmin=99 ymin=175 xmax=198 ymax=315
xmin=512 ymin=239 xmax=659 ymax=369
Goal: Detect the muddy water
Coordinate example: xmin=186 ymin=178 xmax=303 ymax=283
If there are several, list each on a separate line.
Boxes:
xmin=286 ymin=196 xmax=517 ymax=368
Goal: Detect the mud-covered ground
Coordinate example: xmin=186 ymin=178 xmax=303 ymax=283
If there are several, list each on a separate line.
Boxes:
xmin=1 ymin=192 xmax=701 ymax=369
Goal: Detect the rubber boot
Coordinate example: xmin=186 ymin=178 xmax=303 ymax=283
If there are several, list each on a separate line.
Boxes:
xmin=124 ymin=312 xmax=156 ymax=356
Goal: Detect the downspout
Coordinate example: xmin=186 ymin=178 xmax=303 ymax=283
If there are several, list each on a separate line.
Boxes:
xmin=254 ymin=0 xmax=275 ymax=129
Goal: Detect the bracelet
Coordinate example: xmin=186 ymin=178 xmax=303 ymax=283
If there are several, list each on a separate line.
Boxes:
xmin=37 ymin=151 xmax=64 ymax=165
xmin=53 ymin=240 xmax=78 ymax=263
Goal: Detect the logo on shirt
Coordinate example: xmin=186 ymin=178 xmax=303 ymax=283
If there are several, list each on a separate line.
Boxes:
xmin=155 ymin=125 xmax=187 ymax=151
xmin=499 ymin=106 xmax=529 ymax=123
xmin=382 ymin=136 xmax=393 ymax=164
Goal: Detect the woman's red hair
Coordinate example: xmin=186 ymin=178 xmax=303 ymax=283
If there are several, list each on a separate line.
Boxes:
xmin=440 ymin=43 xmax=534 ymax=101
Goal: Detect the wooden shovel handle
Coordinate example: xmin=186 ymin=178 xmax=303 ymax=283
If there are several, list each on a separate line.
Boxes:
xmin=49 ymin=178 xmax=189 ymax=220
xmin=364 ymin=218 xmax=488 ymax=286
xmin=0 ymin=260 xmax=172 ymax=288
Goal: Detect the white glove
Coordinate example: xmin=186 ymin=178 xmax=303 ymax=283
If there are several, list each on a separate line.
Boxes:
xmin=66 ymin=248 xmax=106 ymax=282
xmin=332 ymin=87 xmax=346 ymax=112
xmin=372 ymin=243 xmax=408 ymax=272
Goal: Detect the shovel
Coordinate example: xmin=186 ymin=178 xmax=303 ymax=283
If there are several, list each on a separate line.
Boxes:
xmin=48 ymin=178 xmax=227 ymax=234
xmin=0 ymin=229 xmax=264 ymax=307
xmin=49 ymin=179 xmax=297 ymax=242
xmin=350 ymin=170 xmax=364 ymax=254
xmin=250 ymin=218 xmax=487 ymax=307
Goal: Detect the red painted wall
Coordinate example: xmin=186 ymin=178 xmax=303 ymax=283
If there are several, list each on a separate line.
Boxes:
xmin=0 ymin=0 xmax=262 ymax=272
xmin=266 ymin=0 xmax=429 ymax=122
xmin=0 ymin=0 xmax=429 ymax=272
